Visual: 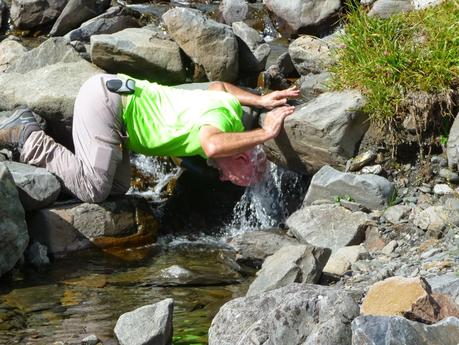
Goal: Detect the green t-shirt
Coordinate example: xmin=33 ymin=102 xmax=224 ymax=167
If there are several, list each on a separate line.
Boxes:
xmin=119 ymin=76 xmax=244 ymax=158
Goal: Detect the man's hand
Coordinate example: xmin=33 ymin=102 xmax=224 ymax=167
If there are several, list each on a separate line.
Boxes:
xmin=262 ymin=105 xmax=296 ymax=139
xmin=259 ymin=86 xmax=300 ymax=110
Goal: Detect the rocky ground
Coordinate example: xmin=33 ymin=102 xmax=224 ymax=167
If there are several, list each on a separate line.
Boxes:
xmin=0 ymin=0 xmax=458 ymax=345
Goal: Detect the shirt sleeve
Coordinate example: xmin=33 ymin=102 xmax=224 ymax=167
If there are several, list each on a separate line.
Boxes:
xmin=198 ymin=109 xmax=236 ymax=133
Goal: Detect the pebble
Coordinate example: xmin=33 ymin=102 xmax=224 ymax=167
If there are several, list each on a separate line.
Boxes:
xmin=82 ymin=335 xmax=100 ymax=345
xmin=418 ymin=186 xmax=431 ymax=193
xmin=433 ymin=184 xmax=454 ymax=195
xmin=361 ymin=164 xmax=382 ymax=175
xmin=439 ymin=168 xmax=459 ymax=183
xmin=381 ymin=240 xmax=398 ymax=255
xmin=420 ymin=248 xmax=441 ymax=259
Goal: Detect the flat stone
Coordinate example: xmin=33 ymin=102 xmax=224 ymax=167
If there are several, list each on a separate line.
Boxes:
xmin=246 ymin=244 xmax=331 ymax=296
xmin=81 ymin=334 xmax=100 ymax=345
xmin=323 ymin=245 xmax=369 ymax=276
xmin=383 ymin=205 xmax=411 ymax=224
xmin=364 ymin=226 xmax=386 ymax=252
xmin=433 ymin=184 xmax=454 ymax=195
xmin=381 ymin=240 xmax=398 ymax=255
xmin=369 ymin=0 xmax=414 ymax=18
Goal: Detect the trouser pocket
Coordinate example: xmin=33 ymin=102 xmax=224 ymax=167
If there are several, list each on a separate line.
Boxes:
xmin=91 ymin=135 xmax=123 ymax=178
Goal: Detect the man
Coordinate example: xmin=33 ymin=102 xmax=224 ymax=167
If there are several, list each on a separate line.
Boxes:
xmin=0 ymin=74 xmax=298 ymax=203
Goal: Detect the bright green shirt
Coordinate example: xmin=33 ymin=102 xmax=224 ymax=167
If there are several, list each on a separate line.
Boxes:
xmin=120 ymin=76 xmax=244 ymax=158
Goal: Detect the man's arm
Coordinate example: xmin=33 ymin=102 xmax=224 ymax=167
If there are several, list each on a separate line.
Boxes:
xmin=200 ymin=105 xmax=295 ymax=158
xmin=208 ymin=81 xmax=299 ymax=110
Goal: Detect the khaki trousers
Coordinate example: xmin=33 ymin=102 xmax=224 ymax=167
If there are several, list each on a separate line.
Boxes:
xmin=21 ymin=74 xmax=131 ymax=203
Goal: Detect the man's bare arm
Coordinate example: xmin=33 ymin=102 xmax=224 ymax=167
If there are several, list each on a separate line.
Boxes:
xmin=200 ymin=105 xmax=295 ymax=158
xmin=208 ymin=81 xmax=299 ymax=110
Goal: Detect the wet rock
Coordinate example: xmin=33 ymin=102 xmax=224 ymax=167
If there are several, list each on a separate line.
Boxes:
xmin=263 ymin=0 xmax=341 ymax=32
xmin=3 ymin=161 xmax=61 ymax=211
xmin=81 ymin=334 xmax=100 ymax=345
xmin=428 ymin=273 xmax=459 ymax=304
xmin=304 ymin=165 xmax=395 ymax=210
xmin=50 ymin=0 xmax=110 ymax=36
xmin=163 ymin=7 xmax=239 ymax=82
xmin=383 ymin=205 xmax=411 ymax=224
xmin=220 ymin=0 xmax=248 ymax=25
xmin=286 ymin=204 xmax=368 ymax=253
xmin=114 ymin=298 xmax=174 ymax=345
xmin=227 ymin=229 xmax=299 ymax=268
xmin=65 ymin=6 xmax=141 ymax=42
xmin=433 ymin=183 xmax=454 ymax=195
xmin=90 ymin=28 xmax=186 ymax=84
xmin=263 ymin=91 xmax=368 ymax=175
xmin=299 ymin=72 xmax=331 ymax=102
xmin=246 ymin=244 xmax=331 ymax=296
xmin=0 ymin=39 xmax=27 ymax=73
xmin=25 ymin=241 xmax=50 ymax=266
xmin=10 ymin=0 xmax=67 ymax=30
xmin=289 ymin=35 xmax=335 ymax=75
xmin=0 ymin=164 xmax=28 ymax=277
xmin=27 ymin=197 xmax=157 ymax=256
xmin=352 ymin=316 xmax=459 ymax=345
xmin=323 ymin=245 xmax=368 ymax=276
xmin=209 ymin=283 xmax=359 ymax=345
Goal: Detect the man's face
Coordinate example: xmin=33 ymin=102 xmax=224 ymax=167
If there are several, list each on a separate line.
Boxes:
xmin=214 ymin=148 xmax=268 ymax=186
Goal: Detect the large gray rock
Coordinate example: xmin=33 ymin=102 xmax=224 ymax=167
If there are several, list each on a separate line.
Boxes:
xmin=428 ymin=274 xmax=459 ymax=305
xmin=3 ymin=161 xmax=61 ymax=211
xmin=263 ymin=0 xmax=341 ymax=32
xmin=289 ymin=35 xmax=335 ymax=75
xmin=304 ymin=165 xmax=395 ymax=210
xmin=299 ymin=72 xmax=331 ymax=102
xmin=246 ymin=244 xmax=331 ymax=296
xmin=352 ymin=316 xmax=459 ymax=345
xmin=27 ymin=198 xmax=152 ymax=256
xmin=65 ymin=6 xmax=141 ymax=42
xmin=0 ymin=39 xmax=27 ymax=73
xmin=286 ymin=204 xmax=368 ymax=253
xmin=10 ymin=0 xmax=67 ymax=30
xmin=114 ymin=299 xmax=174 ymax=345
xmin=263 ymin=91 xmax=368 ymax=175
xmin=412 ymin=205 xmax=459 ymax=238
xmin=209 ymin=283 xmax=360 ymax=345
xmin=0 ymin=163 xmax=29 ymax=277
xmin=227 ymin=228 xmax=300 ymax=268
xmin=90 ymin=28 xmax=186 ymax=84
xmin=0 ymin=61 xmax=103 ymax=120
xmin=447 ymin=112 xmax=459 ymax=171
xmin=50 ymin=0 xmax=110 ymax=36
xmin=163 ymin=7 xmax=239 ymax=82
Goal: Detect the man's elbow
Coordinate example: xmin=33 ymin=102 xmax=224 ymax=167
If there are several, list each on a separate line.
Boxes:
xmin=202 ymin=141 xmax=219 ymax=158
xmin=208 ymin=81 xmax=226 ymax=92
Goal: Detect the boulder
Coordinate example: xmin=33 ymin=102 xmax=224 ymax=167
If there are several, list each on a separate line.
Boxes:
xmin=303 ymin=165 xmax=395 ymax=210
xmin=10 ymin=0 xmax=67 ymax=30
xmin=428 ymin=273 xmax=459 ymax=305
xmin=27 ymin=197 xmax=158 ymax=256
xmin=227 ymin=228 xmax=300 ymax=268
xmin=246 ymin=244 xmax=331 ymax=296
xmin=383 ymin=205 xmax=412 ymax=224
xmin=114 ymin=299 xmax=174 ymax=345
xmin=263 ymin=91 xmax=368 ymax=175
xmin=299 ymin=72 xmax=331 ymax=102
xmin=413 ymin=205 xmax=459 ymax=238
xmin=323 ymin=245 xmax=369 ymax=276
xmin=286 ymin=204 xmax=368 ymax=253
xmin=163 ymin=7 xmax=239 ymax=82
xmin=447 ymin=111 xmax=459 ymax=171
xmin=0 ymin=163 xmax=29 ymax=277
xmin=65 ymin=6 xmax=141 ymax=42
xmin=289 ymin=35 xmax=335 ymax=76
xmin=263 ymin=0 xmax=341 ymax=32
xmin=90 ymin=28 xmax=186 ymax=84
xmin=3 ymin=161 xmax=61 ymax=211
xmin=220 ymin=0 xmax=248 ymax=25
xmin=0 ymin=39 xmax=27 ymax=73
xmin=25 ymin=241 xmax=50 ymax=266
xmin=50 ymin=0 xmax=110 ymax=36
xmin=352 ymin=316 xmax=459 ymax=345
xmin=209 ymin=283 xmax=360 ymax=345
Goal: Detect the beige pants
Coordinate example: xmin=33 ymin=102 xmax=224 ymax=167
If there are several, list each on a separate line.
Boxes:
xmin=21 ymin=74 xmax=131 ymax=203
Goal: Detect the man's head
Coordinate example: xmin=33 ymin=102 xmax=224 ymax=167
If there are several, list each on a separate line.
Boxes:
xmin=212 ymin=148 xmax=268 ymax=187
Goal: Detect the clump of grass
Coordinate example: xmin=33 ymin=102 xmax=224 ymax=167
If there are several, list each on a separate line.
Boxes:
xmin=330 ymin=0 xmax=459 ymax=149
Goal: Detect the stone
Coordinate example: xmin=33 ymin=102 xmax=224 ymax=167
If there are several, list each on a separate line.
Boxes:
xmin=263 ymin=91 xmax=368 ymax=175
xmin=447 ymin=111 xmax=459 ymax=171
xmin=10 ymin=0 xmax=67 ymax=30
xmin=348 ymin=149 xmax=377 ymax=172
xmin=381 ymin=240 xmax=398 ymax=255
xmin=227 ymin=228 xmax=299 ymax=268
xmin=114 ymin=299 xmax=174 ymax=345
xmin=81 ymin=334 xmax=100 ymax=345
xmin=90 ymin=28 xmax=186 ymax=84
xmin=3 ymin=161 xmax=61 ymax=211
xmin=369 ymin=0 xmax=414 ymax=18
xmin=428 ymin=273 xmax=459 ymax=304
xmin=263 ymin=0 xmax=341 ymax=32
xmin=339 ymin=199 xmax=370 ymax=213
xmin=323 ymin=245 xmax=368 ymax=276
xmin=289 ymin=35 xmax=335 ymax=76
xmin=220 ymin=0 xmax=248 ymax=25
xmin=0 ymin=39 xmax=27 ymax=73
xmin=433 ymin=183 xmax=454 ymax=195
xmin=209 ymin=283 xmax=359 ymax=345
xmin=27 ymin=198 xmax=158 ymax=256
xmin=303 ymin=165 xmax=395 ymax=210
xmin=352 ymin=316 xmax=459 ymax=345
xmin=50 ymin=0 xmax=110 ymax=36
xmin=413 ymin=206 xmax=459 ymax=238
xmin=439 ymin=168 xmax=459 ymax=183
xmin=361 ymin=164 xmax=383 ymax=175
xmin=286 ymin=204 xmax=368 ymax=253
xmin=383 ymin=205 xmax=411 ymax=224
xmin=246 ymin=244 xmax=331 ymax=296
xmin=299 ymin=72 xmax=331 ymax=102
xmin=0 ymin=163 xmax=29 ymax=277
xmin=25 ymin=241 xmax=50 ymax=266
xmin=65 ymin=6 xmax=141 ymax=42
xmin=163 ymin=7 xmax=239 ymax=82
xmin=364 ymin=226 xmax=386 ymax=252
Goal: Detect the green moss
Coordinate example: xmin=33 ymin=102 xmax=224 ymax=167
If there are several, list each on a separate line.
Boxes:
xmin=330 ymin=1 xmax=459 ymax=136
